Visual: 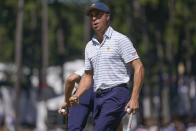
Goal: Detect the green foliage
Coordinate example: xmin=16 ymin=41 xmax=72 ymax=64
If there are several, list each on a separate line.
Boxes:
xmin=0 ymin=0 xmax=17 ymax=62
xmin=0 ymin=26 xmax=13 ymax=61
xmin=108 ymin=0 xmax=131 ymax=34
xmin=0 ymin=0 xmax=196 ymax=76
xmin=48 ymin=2 xmax=85 ymax=65
xmin=140 ymin=0 xmax=159 ymax=8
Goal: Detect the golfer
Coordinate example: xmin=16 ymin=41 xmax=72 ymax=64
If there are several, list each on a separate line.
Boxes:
xmin=70 ymin=2 xmax=144 ymax=130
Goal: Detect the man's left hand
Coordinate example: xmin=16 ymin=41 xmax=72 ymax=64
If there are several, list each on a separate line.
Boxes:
xmin=125 ymin=98 xmax=139 ymax=114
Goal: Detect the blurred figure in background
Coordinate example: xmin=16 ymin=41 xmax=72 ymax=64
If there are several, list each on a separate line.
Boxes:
xmin=58 ymin=68 xmax=123 ymax=131
xmin=59 ymin=68 xmax=95 ymax=131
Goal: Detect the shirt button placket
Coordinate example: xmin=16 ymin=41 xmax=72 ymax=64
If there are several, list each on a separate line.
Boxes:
xmin=97 ymin=45 xmax=101 ymax=87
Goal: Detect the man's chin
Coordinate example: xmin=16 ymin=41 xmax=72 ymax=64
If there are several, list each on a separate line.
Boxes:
xmin=93 ymin=27 xmax=101 ymax=32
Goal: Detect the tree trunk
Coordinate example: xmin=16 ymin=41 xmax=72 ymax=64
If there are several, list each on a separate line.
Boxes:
xmin=14 ymin=0 xmax=24 ymax=130
xmin=183 ymin=0 xmax=191 ymax=75
xmin=56 ymin=25 xmax=66 ymax=94
xmin=183 ymin=0 xmax=192 ymax=119
xmin=162 ymin=0 xmax=176 ymax=123
xmin=83 ymin=5 xmax=91 ymax=44
xmin=41 ymin=0 xmax=48 ymax=100
xmin=57 ymin=25 xmax=65 ymax=55
xmin=29 ymin=3 xmax=37 ymax=87
xmin=155 ymin=27 xmax=164 ymax=125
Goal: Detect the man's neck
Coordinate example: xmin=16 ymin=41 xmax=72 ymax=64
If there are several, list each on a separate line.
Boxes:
xmin=95 ymin=26 xmax=109 ymax=44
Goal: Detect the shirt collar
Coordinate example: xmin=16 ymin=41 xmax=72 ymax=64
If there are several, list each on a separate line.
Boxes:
xmin=92 ymin=26 xmax=113 ymax=45
xmin=104 ymin=26 xmax=113 ymax=39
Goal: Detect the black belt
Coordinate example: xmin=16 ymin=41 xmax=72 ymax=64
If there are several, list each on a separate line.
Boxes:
xmin=96 ymin=83 xmax=127 ymax=96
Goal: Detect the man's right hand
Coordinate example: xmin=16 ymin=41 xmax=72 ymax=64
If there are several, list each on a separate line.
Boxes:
xmin=69 ymin=95 xmax=79 ymax=106
xmin=58 ymin=102 xmax=69 ymax=115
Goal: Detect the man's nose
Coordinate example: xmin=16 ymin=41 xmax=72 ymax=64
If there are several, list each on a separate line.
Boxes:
xmin=92 ymin=16 xmax=97 ymax=21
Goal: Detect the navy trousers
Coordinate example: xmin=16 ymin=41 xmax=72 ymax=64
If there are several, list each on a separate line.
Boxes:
xmin=68 ymin=86 xmax=95 ymax=131
xmin=93 ymin=86 xmax=130 ymax=131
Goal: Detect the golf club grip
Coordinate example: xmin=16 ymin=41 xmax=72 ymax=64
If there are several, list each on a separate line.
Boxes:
xmin=126 ymin=113 xmax=133 ymax=131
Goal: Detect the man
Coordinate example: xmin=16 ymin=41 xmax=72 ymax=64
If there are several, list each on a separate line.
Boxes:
xmin=58 ymin=68 xmax=123 ymax=131
xmin=58 ymin=68 xmax=94 ymax=131
xmin=70 ymin=2 xmax=145 ymax=130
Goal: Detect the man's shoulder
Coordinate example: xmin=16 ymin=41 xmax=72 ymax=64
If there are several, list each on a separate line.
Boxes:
xmin=112 ymin=29 xmax=128 ymax=40
xmin=86 ymin=40 xmax=93 ymax=47
xmin=111 ymin=29 xmax=133 ymax=46
xmin=87 ymin=40 xmax=93 ymax=45
xmin=85 ymin=40 xmax=94 ymax=51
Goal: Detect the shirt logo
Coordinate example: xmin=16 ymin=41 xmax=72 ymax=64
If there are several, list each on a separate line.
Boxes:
xmin=91 ymin=3 xmax=95 ymax=7
xmin=131 ymin=51 xmax=137 ymax=56
xmin=107 ymin=47 xmax=110 ymax=51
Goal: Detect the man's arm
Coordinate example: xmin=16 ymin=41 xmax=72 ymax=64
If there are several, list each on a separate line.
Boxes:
xmin=65 ymin=73 xmax=81 ymax=104
xmin=69 ymin=70 xmax=93 ymax=106
xmin=58 ymin=73 xmax=81 ymax=115
xmin=125 ymin=58 xmax=145 ymax=114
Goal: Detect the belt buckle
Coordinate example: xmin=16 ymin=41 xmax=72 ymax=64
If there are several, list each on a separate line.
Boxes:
xmin=96 ymin=89 xmax=102 ymax=95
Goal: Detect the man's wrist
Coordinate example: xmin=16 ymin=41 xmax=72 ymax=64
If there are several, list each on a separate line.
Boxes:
xmin=65 ymin=98 xmax=70 ymax=103
xmin=131 ymin=94 xmax=139 ymax=101
xmin=73 ymin=94 xmax=79 ymax=100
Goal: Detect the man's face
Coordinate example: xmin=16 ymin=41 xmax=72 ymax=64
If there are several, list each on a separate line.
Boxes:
xmin=88 ymin=9 xmax=110 ymax=32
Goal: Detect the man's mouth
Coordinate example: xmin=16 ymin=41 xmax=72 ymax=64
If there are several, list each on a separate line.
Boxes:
xmin=93 ymin=23 xmax=98 ymax=28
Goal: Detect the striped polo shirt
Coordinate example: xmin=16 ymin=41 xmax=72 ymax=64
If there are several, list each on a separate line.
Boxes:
xmin=85 ymin=26 xmax=139 ymax=91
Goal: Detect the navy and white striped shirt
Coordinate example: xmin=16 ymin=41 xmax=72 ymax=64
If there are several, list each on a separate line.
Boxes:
xmin=85 ymin=26 xmax=139 ymax=91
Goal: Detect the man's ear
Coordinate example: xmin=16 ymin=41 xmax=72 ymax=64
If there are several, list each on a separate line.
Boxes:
xmin=106 ymin=13 xmax=110 ymax=21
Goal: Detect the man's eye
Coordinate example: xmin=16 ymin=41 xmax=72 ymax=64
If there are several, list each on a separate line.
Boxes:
xmin=94 ymin=13 xmax=98 ymax=16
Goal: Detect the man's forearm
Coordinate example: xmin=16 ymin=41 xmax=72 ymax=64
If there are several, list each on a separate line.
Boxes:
xmin=64 ymin=73 xmax=81 ymax=102
xmin=74 ymin=75 xmax=92 ymax=98
xmin=65 ymin=81 xmax=75 ymax=102
xmin=131 ymin=63 xmax=144 ymax=100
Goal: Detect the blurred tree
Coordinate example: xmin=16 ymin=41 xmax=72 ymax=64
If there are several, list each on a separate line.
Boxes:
xmin=83 ymin=4 xmax=91 ymax=44
xmin=23 ymin=0 xmax=40 ymax=68
xmin=135 ymin=0 xmax=153 ymax=121
xmin=49 ymin=2 xmax=85 ymax=65
xmin=0 ymin=0 xmax=17 ymax=62
xmin=183 ymin=0 xmax=191 ymax=75
xmin=14 ymin=0 xmax=24 ymax=130
xmin=183 ymin=0 xmax=192 ymax=120
xmin=162 ymin=0 xmax=176 ymax=123
xmin=1 ymin=0 xmax=196 ymax=128
xmin=40 ymin=0 xmax=49 ymax=101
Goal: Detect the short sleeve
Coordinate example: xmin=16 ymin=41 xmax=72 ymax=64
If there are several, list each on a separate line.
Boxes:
xmin=84 ymin=45 xmax=93 ymax=70
xmin=118 ymin=36 xmax=139 ymax=63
